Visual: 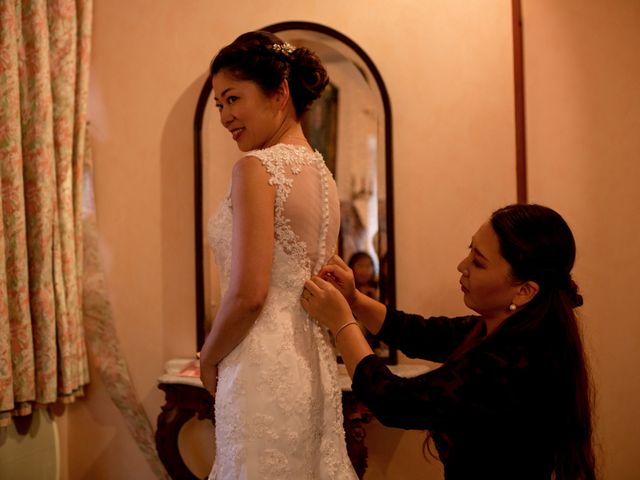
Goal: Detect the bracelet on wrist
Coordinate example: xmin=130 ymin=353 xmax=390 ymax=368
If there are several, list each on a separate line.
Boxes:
xmin=334 ymin=321 xmax=358 ymax=343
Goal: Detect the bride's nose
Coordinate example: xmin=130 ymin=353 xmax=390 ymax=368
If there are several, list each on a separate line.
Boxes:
xmin=220 ymin=108 xmax=234 ymax=128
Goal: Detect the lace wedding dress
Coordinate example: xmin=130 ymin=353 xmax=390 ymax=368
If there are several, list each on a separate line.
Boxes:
xmin=207 ymin=144 xmax=357 ymax=479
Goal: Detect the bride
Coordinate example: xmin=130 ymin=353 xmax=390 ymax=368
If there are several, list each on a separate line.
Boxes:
xmin=199 ymin=31 xmax=357 ymax=479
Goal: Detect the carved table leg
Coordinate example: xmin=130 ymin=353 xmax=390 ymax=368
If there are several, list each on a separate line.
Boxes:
xmin=156 ymin=383 xmax=372 ymax=479
xmin=156 ymin=383 xmax=214 ymax=480
xmin=342 ymin=391 xmax=373 ymax=479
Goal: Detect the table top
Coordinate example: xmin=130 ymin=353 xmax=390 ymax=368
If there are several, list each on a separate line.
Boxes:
xmin=158 ymin=357 xmax=431 ymax=392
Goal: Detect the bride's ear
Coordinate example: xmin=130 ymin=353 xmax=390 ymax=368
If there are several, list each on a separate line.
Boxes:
xmin=274 ymin=80 xmax=291 ymax=112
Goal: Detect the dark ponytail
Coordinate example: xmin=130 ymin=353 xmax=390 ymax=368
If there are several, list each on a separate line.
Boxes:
xmin=491 ymin=204 xmax=596 ymax=480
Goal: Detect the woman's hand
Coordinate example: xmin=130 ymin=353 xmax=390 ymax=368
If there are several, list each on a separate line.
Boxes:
xmin=318 ymin=255 xmax=359 ymax=306
xmin=301 ymin=276 xmax=353 ymax=333
xmin=200 ymin=362 xmax=218 ymax=398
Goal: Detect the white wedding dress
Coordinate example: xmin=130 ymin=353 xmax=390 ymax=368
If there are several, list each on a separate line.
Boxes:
xmin=207 ymin=144 xmax=357 ymax=479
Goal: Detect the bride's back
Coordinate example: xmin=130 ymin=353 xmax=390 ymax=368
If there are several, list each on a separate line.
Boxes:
xmin=280 ymin=150 xmax=340 ymax=276
xmin=248 ymin=144 xmax=339 ymax=290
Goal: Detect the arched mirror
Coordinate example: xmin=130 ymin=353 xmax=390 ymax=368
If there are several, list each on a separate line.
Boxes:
xmin=194 ymin=21 xmax=396 ymax=363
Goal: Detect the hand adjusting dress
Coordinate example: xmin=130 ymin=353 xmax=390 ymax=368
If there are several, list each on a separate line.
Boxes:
xmin=208 ymin=144 xmax=357 ymax=479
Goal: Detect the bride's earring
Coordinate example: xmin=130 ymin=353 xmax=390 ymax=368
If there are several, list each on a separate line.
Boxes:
xmin=509 ymin=303 xmax=517 ymax=312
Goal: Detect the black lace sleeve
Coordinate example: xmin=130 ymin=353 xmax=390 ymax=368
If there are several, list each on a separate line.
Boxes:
xmin=375 ymin=309 xmax=480 ymax=362
xmin=352 ymin=343 xmax=536 ymax=432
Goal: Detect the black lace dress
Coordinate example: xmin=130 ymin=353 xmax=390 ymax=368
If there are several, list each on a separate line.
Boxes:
xmin=352 ymin=308 xmax=558 ymax=480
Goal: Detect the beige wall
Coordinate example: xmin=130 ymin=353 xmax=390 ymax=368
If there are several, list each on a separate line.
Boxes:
xmin=57 ymin=0 xmax=640 ymax=479
xmin=523 ymin=1 xmax=640 ymax=478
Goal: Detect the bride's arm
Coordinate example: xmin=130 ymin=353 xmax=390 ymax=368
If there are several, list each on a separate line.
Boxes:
xmin=200 ymin=157 xmax=275 ymax=376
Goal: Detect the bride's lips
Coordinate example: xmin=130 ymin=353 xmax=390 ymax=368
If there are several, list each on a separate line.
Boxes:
xmin=230 ymin=128 xmax=244 ymax=141
xmin=460 ymin=281 xmax=468 ymax=293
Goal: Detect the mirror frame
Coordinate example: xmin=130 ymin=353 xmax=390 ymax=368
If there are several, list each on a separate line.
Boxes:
xmin=194 ymin=21 xmax=396 ymax=364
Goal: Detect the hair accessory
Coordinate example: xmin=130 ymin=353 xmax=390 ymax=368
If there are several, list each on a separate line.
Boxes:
xmin=509 ymin=303 xmax=517 ymax=312
xmin=334 ymin=321 xmax=358 ymax=343
xmin=271 ymin=42 xmax=296 ymax=56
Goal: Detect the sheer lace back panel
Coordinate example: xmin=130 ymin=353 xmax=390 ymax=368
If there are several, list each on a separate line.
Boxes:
xmin=207 ymin=144 xmax=339 ymax=295
xmin=275 ymin=148 xmax=340 ymax=275
xmin=245 ymin=144 xmax=339 ymax=288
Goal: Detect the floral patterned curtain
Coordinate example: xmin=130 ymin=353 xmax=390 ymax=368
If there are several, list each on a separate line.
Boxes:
xmin=1 ymin=2 xmax=167 ymax=478
xmin=0 ymin=0 xmax=167 ymax=479
xmin=0 ymin=0 xmax=92 ymax=426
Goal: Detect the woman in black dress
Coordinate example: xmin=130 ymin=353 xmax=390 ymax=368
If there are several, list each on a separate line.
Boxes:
xmin=301 ymin=204 xmax=596 ymax=480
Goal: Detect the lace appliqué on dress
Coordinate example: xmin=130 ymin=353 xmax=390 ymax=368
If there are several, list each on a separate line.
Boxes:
xmin=250 ymin=144 xmax=329 ymax=276
xmin=207 ymin=144 xmax=356 ymax=480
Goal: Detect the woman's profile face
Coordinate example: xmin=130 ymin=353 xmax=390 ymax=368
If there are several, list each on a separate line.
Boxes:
xmin=457 ymin=222 xmax=520 ymax=320
xmin=212 ymin=70 xmax=282 ymax=151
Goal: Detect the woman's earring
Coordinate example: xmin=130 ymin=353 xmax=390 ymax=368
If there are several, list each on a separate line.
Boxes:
xmin=509 ymin=303 xmax=517 ymax=312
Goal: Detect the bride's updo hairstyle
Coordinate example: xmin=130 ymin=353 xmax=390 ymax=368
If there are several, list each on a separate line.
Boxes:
xmin=210 ymin=31 xmax=329 ymax=118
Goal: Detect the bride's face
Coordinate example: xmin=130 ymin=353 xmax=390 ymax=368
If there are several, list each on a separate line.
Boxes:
xmin=212 ymin=70 xmax=282 ymax=151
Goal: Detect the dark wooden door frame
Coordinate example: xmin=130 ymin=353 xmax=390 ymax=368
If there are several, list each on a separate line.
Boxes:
xmin=512 ymin=0 xmax=528 ymax=203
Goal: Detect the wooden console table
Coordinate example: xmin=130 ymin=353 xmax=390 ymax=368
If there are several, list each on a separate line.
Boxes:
xmin=156 ymin=359 xmax=429 ymax=479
